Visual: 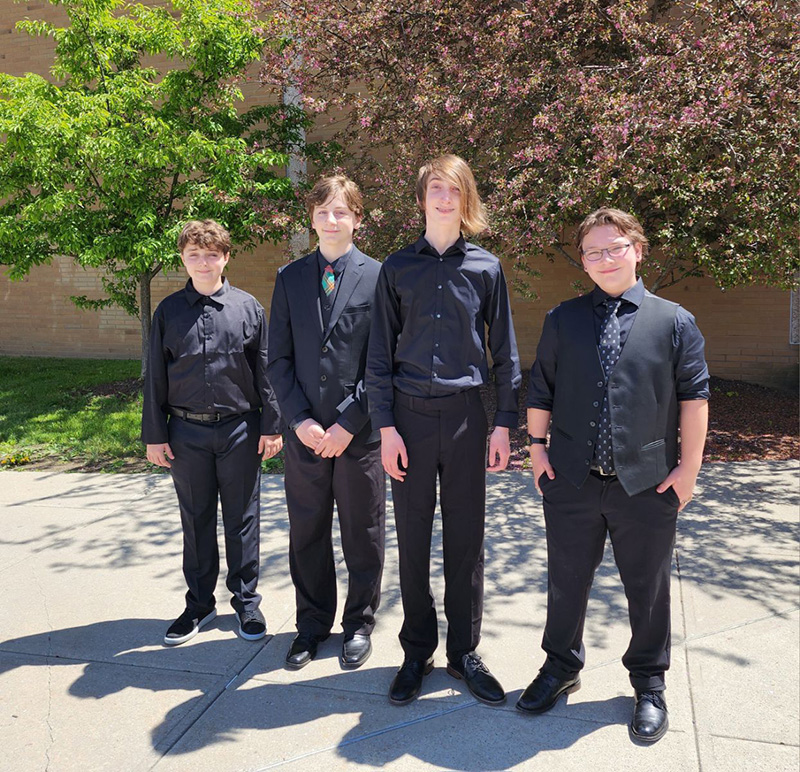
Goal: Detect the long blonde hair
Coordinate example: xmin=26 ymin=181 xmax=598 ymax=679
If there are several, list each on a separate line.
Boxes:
xmin=416 ymin=154 xmax=488 ymax=236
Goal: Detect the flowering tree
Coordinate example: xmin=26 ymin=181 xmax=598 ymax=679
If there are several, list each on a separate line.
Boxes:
xmin=0 ymin=0 xmax=307 ymax=375
xmin=261 ymin=0 xmax=799 ymax=295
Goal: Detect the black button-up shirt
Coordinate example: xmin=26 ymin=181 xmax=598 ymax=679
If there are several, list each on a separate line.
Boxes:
xmin=141 ymin=278 xmax=281 ymax=444
xmin=527 ymin=278 xmax=710 ymax=410
xmin=367 ymin=235 xmax=521 ymax=429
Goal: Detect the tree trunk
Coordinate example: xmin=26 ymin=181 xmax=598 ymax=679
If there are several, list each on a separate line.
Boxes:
xmin=139 ymin=269 xmax=153 ymax=380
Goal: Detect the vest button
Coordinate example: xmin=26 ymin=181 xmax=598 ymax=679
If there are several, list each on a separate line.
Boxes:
xmin=587 ymin=440 xmax=592 ymax=446
xmin=320 ymin=374 xmax=327 ymax=382
xmin=584 ymin=459 xmax=590 ymax=465
xmin=590 ymin=421 xmax=596 ymax=427
xmin=593 ymin=401 xmax=599 ymax=407
xmin=597 ymin=381 xmax=603 ymax=387
xmin=322 ymin=346 xmax=329 ymax=353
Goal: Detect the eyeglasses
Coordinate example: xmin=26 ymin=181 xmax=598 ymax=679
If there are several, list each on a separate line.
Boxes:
xmin=582 ymin=243 xmax=632 ymax=262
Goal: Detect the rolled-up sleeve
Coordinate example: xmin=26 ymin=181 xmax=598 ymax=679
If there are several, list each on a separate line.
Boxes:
xmin=674 ymin=308 xmax=710 ymax=401
xmin=526 ymin=307 xmax=560 ymax=411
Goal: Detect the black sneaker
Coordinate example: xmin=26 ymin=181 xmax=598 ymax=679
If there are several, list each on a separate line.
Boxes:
xmin=164 ymin=607 xmax=217 ymax=646
xmin=237 ymin=607 xmax=267 ymax=641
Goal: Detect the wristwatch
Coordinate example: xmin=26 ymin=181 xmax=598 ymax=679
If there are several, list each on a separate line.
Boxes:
xmin=528 ymin=435 xmax=547 ymax=446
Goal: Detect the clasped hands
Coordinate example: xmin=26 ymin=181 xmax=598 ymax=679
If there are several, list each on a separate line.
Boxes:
xmin=295 ymin=418 xmax=353 ymax=457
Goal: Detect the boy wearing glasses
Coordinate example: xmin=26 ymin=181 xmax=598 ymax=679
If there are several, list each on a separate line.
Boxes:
xmin=519 ymin=208 xmax=709 ymax=743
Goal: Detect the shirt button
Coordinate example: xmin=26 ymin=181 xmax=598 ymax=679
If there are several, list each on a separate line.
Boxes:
xmin=439 ymin=258 xmax=443 ymax=262
xmin=321 ymin=346 xmax=328 ymax=353
xmin=436 ymin=313 xmax=441 ymax=319
xmin=593 ymin=401 xmax=599 ymax=407
xmin=435 ymin=343 xmax=439 ymax=347
xmin=432 ymin=372 xmax=438 ymax=378
xmin=437 ymin=284 xmax=442 ymax=289
xmin=320 ymin=374 xmax=327 ymax=382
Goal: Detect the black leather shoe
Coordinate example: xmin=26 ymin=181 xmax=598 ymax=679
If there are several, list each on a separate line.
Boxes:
xmin=389 ymin=657 xmax=434 ymax=705
xmin=516 ymin=671 xmax=581 ymax=714
xmin=341 ymin=634 xmax=372 ymax=669
xmin=446 ymin=653 xmax=506 ymax=705
xmin=285 ymin=632 xmax=329 ymax=669
xmin=630 ymin=690 xmax=669 ymax=743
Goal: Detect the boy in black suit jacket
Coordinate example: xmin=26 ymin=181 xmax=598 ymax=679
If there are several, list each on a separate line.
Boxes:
xmin=268 ymin=176 xmax=385 ymax=669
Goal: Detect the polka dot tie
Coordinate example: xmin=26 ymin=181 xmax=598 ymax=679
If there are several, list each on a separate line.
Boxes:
xmin=594 ymin=298 xmax=622 ymax=473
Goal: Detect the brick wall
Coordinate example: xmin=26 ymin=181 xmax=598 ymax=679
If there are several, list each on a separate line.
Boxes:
xmin=1 ymin=1 xmax=797 ymax=391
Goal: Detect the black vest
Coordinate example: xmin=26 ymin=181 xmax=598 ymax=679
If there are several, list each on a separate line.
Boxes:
xmin=549 ymin=292 xmax=679 ymax=496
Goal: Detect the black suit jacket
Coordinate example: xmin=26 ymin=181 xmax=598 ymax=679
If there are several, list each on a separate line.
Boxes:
xmin=267 ymin=246 xmax=381 ymax=446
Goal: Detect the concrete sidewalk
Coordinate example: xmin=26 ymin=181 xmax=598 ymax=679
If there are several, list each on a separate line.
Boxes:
xmin=0 ymin=461 xmax=797 ymax=772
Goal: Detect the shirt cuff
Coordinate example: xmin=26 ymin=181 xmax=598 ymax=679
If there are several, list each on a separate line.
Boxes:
xmin=492 ymin=410 xmax=519 ymax=430
xmin=369 ymin=411 xmax=396 ymax=429
xmin=288 ymin=410 xmax=313 ymax=432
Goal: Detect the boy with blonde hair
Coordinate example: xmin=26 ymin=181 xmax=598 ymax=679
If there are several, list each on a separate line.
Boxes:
xmin=367 ymin=155 xmax=521 ymax=705
xmin=143 ymin=219 xmax=282 ymax=646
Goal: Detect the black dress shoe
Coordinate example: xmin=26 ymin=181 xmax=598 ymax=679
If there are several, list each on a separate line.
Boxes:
xmin=285 ymin=632 xmax=329 ymax=669
xmin=516 ymin=671 xmax=581 ymax=714
xmin=389 ymin=657 xmax=434 ymax=705
xmin=446 ymin=653 xmax=506 ymax=706
xmin=341 ymin=634 xmax=372 ymax=669
xmin=630 ymin=690 xmax=669 ymax=743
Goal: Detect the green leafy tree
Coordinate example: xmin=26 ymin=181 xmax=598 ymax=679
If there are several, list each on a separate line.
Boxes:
xmin=262 ymin=0 xmax=799 ymax=296
xmin=0 ymin=0 xmax=306 ymax=375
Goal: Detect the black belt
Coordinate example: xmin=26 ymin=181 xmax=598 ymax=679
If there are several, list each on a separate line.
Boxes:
xmin=394 ymin=387 xmax=480 ymax=413
xmin=168 ymin=407 xmax=222 ymax=423
xmin=590 ymin=466 xmax=617 ymax=479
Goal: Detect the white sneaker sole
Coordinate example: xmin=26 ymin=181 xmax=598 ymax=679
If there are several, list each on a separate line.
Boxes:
xmin=163 ymin=608 xmax=217 ymax=646
xmin=237 ymin=617 xmax=267 ymax=641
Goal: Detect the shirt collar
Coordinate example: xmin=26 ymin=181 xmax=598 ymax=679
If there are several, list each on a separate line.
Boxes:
xmin=316 ymin=245 xmax=353 ymax=275
xmin=414 ymin=234 xmax=467 ymax=257
xmin=185 ymin=276 xmax=230 ymax=306
xmin=591 ymin=277 xmax=644 ymax=308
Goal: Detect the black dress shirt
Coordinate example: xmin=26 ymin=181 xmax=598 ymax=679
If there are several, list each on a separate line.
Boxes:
xmin=367 ymin=235 xmax=521 ymax=429
xmin=527 ymin=278 xmax=710 ymax=411
xmin=317 ymin=247 xmax=351 ymax=330
xmin=141 ymin=278 xmax=281 ymax=444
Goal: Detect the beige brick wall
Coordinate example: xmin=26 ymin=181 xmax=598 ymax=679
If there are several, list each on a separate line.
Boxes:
xmin=1 ymin=0 xmax=797 ymax=391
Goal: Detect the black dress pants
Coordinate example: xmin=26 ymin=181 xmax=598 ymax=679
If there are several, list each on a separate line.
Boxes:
xmin=284 ymin=435 xmax=385 ymax=637
xmin=392 ymin=388 xmax=488 ymax=663
xmin=540 ymin=470 xmax=680 ymax=692
xmin=168 ymin=411 xmax=262 ymax=615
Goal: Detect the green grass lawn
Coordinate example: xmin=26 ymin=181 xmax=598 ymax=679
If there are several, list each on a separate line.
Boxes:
xmin=0 ymin=356 xmax=284 ymax=473
xmin=0 ymin=356 xmax=143 ymax=471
